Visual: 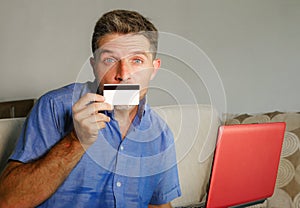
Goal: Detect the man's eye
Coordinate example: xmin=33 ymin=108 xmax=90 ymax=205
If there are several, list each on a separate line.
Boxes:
xmin=103 ymin=58 xmax=117 ymax=64
xmin=132 ymin=58 xmax=143 ymax=64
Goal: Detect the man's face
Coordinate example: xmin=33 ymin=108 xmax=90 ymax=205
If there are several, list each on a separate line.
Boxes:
xmin=90 ymin=33 xmax=160 ymax=100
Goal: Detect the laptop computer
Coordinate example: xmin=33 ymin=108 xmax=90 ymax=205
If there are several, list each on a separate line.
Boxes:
xmin=178 ymin=122 xmax=286 ymax=208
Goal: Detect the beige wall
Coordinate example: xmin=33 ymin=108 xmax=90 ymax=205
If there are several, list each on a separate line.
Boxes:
xmin=1 ymin=0 xmax=299 ymax=113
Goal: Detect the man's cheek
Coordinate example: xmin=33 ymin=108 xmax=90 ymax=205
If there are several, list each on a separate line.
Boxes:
xmin=97 ymin=70 xmax=113 ymax=82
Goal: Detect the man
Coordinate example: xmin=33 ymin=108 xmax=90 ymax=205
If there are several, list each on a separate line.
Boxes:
xmin=0 ymin=9 xmax=181 ymax=208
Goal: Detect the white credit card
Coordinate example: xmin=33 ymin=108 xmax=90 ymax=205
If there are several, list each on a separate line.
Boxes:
xmin=103 ymin=84 xmax=140 ymax=106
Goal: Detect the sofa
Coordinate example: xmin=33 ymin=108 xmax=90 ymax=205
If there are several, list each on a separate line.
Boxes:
xmin=0 ymin=104 xmax=299 ymax=207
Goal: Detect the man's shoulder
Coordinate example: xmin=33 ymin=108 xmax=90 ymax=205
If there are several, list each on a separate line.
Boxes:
xmin=39 ymin=82 xmax=94 ymax=103
xmin=31 ymin=82 xmax=94 ymax=117
xmin=42 ymin=83 xmax=79 ymax=99
xmin=146 ymin=105 xmax=167 ymax=124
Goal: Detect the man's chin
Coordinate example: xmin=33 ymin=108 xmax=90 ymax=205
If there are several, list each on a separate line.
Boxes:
xmin=114 ymin=105 xmax=136 ymax=111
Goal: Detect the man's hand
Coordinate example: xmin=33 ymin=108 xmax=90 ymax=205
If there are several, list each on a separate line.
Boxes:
xmin=149 ymin=203 xmax=172 ymax=208
xmin=72 ymin=93 xmax=113 ymax=148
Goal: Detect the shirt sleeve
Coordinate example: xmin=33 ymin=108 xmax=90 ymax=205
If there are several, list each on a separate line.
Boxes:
xmin=149 ymin=126 xmax=182 ymax=205
xmin=150 ymin=164 xmax=182 ymax=205
xmin=10 ymin=93 xmax=65 ymax=163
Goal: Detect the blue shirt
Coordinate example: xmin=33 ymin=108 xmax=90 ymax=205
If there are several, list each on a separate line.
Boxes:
xmin=10 ymin=81 xmax=181 ymax=208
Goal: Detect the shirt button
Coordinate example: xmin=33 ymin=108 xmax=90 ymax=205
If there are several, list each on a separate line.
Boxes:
xmin=116 ymin=181 xmax=122 ymax=187
xmin=120 ymin=145 xmax=124 ymax=151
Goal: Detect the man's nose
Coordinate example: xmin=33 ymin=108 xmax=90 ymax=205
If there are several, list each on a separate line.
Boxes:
xmin=115 ymin=59 xmax=131 ymax=82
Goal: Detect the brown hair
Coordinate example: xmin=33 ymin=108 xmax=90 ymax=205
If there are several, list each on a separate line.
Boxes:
xmin=91 ymin=10 xmax=158 ymax=58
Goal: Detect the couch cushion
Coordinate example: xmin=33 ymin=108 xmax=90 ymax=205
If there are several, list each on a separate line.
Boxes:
xmin=153 ymin=104 xmax=220 ymax=206
xmin=0 ymin=117 xmax=25 ymax=173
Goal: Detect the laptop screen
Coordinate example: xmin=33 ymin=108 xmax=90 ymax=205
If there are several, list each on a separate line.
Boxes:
xmin=205 ymin=122 xmax=286 ymax=208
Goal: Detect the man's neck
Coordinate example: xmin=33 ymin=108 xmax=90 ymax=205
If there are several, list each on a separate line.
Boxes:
xmin=114 ymin=105 xmax=138 ymax=139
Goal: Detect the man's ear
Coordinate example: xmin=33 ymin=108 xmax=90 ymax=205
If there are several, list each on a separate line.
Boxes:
xmin=90 ymin=57 xmax=96 ymax=77
xmin=150 ymin=58 xmax=161 ymax=80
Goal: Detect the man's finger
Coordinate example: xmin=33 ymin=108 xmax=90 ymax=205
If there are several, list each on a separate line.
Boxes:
xmin=73 ymin=93 xmax=105 ymax=112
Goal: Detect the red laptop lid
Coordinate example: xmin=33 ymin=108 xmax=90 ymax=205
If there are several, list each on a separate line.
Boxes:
xmin=206 ymin=122 xmax=286 ymax=208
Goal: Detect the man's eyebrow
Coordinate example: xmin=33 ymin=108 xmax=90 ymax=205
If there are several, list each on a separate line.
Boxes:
xmin=129 ymin=51 xmax=150 ymax=57
xmin=95 ymin=49 xmax=151 ymax=59
xmin=98 ymin=49 xmax=114 ymax=56
xmin=94 ymin=49 xmax=115 ymax=60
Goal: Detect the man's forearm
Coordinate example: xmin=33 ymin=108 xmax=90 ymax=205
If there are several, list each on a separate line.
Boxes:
xmin=149 ymin=203 xmax=172 ymax=208
xmin=0 ymin=131 xmax=85 ymax=208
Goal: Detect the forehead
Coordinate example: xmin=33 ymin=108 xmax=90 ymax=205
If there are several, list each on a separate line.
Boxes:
xmin=98 ymin=33 xmax=151 ymax=56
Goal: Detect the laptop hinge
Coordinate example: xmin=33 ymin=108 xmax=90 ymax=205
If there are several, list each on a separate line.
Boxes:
xmin=230 ymin=199 xmax=266 ymax=208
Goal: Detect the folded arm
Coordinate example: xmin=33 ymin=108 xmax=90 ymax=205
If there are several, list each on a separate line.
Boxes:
xmin=0 ymin=132 xmax=85 ymax=208
xmin=0 ymin=93 xmax=112 ymax=208
xmin=149 ymin=203 xmax=172 ymax=208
